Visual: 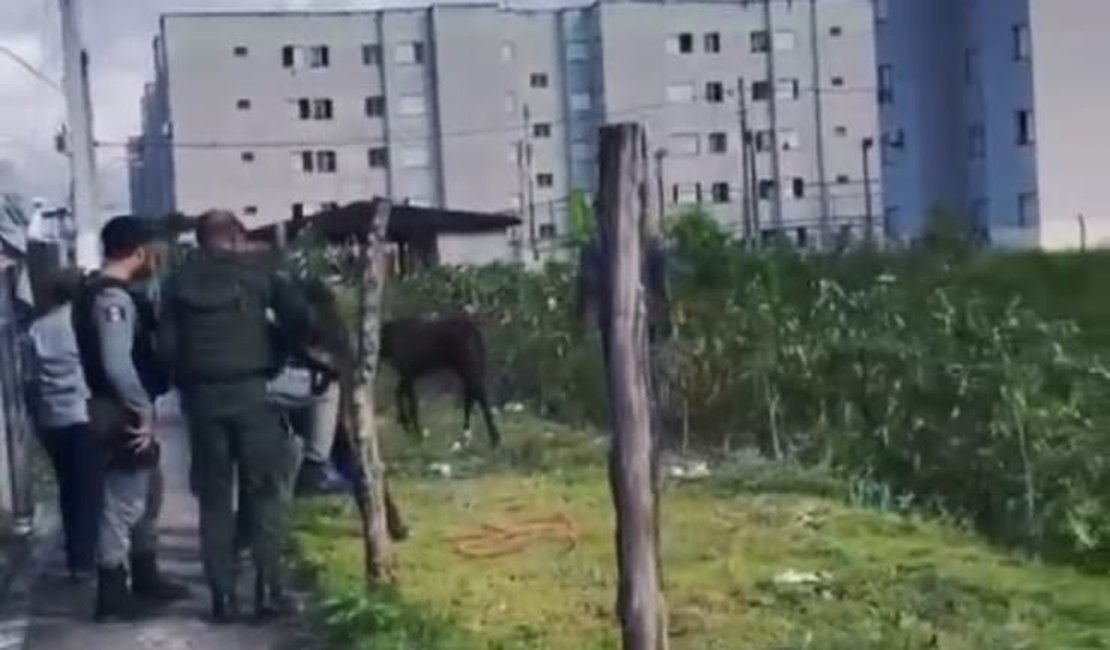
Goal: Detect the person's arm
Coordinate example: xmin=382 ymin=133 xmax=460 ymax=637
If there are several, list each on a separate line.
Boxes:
xmin=269 ymin=272 xmax=314 ymax=350
xmin=154 ymin=274 xmax=180 ymax=383
xmin=93 ymin=288 xmax=153 ymax=426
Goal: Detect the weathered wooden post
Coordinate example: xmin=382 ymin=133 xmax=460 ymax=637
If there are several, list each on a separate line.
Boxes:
xmin=346 ymin=197 xmax=396 ymax=585
xmin=596 ymin=123 xmax=668 ymax=650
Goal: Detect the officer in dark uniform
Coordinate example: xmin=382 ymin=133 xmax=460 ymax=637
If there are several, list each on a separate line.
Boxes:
xmin=71 ymin=216 xmax=188 ymax=622
xmin=158 ymin=210 xmax=312 ymax=623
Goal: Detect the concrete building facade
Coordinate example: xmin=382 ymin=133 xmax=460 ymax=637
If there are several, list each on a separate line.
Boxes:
xmin=876 ymin=0 xmax=1110 ymax=250
xmin=130 ymin=0 xmax=881 ymax=263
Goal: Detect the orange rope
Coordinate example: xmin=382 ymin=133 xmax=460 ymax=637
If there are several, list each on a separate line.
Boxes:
xmin=451 ymin=511 xmax=579 ymax=559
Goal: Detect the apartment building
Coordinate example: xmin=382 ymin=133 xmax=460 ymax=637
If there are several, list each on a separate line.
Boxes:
xmin=129 ymin=0 xmax=880 ymax=263
xmin=877 ymin=0 xmax=1110 ymax=250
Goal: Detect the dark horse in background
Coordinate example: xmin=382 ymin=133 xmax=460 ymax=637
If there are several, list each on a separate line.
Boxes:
xmin=380 ymin=316 xmax=501 ymax=448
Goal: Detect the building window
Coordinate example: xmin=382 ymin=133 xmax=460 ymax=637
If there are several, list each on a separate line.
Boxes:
xmin=316 ymin=150 xmax=337 ymax=173
xmin=776 ymin=78 xmax=800 ymax=100
xmin=796 ymin=227 xmax=809 ymax=248
xmin=368 ymin=147 xmax=389 ymax=168
xmin=666 ymin=83 xmax=696 ymax=104
xmin=295 ymin=151 xmax=314 ymax=172
xmin=1018 ymin=192 xmax=1038 ymax=226
xmin=396 ymin=42 xmax=425 ymax=65
xmin=243 ymin=206 xmax=258 ymax=217
xmin=398 ymin=94 xmax=427 ymax=116
xmin=668 ymin=133 xmax=700 ymax=157
xmin=751 ymin=81 xmax=771 ymax=101
xmin=711 ymin=182 xmax=730 ymax=203
xmin=705 ymin=81 xmax=725 ymax=103
xmin=567 ymin=41 xmax=589 ymax=61
xmin=878 ymin=64 xmax=893 ymax=103
xmin=570 ymin=92 xmax=592 ymax=112
xmin=875 ymin=0 xmax=889 ymax=21
xmin=1016 ymin=109 xmax=1035 ymax=145
xmin=236 ymin=98 xmax=251 ymax=110
xmin=282 ymin=45 xmax=296 ymax=68
xmin=539 ymin=223 xmax=557 ymax=239
xmin=673 ymin=183 xmax=701 ymax=205
xmin=964 ymin=48 xmax=979 ymax=84
xmin=829 ymin=26 xmax=843 ymax=37
xmin=678 ymin=33 xmax=694 ymax=54
xmin=1013 ymin=23 xmax=1031 ymax=61
xmin=708 ymin=132 xmax=728 ymax=154
xmin=757 ymin=180 xmax=777 ymax=200
xmin=836 ymin=174 xmax=850 ymax=184
xmin=292 ymin=203 xmax=305 ymax=221
xmin=755 ymin=131 xmax=774 ymax=152
xmin=834 ymin=125 xmax=848 ymax=137
xmin=240 ymin=151 xmax=255 ymax=163
xmin=365 ymin=95 xmax=385 ymax=117
xmin=968 ymin=124 xmax=985 ymax=159
xmin=362 ymin=44 xmax=382 ymax=66
xmin=774 ymin=30 xmax=797 ymax=51
xmin=501 ymin=41 xmax=515 ymax=62
xmin=530 ymin=73 xmax=549 ymax=88
xmin=751 ymin=30 xmax=770 ymax=53
xmin=233 ymin=46 xmax=249 ymax=57
xmin=533 ymin=123 xmax=552 ymax=138
xmin=313 ymin=98 xmax=334 ymax=120
xmin=400 ymin=146 xmax=431 ymax=169
xmin=704 ymin=32 xmax=721 ymax=53
xmin=308 ymin=45 xmax=330 ymax=68
xmin=780 ymin=129 xmax=801 ymax=150
xmin=536 ymin=173 xmax=555 ymax=188
xmin=831 ymin=76 xmax=845 ymax=87
xmin=792 ymin=177 xmax=806 ymax=198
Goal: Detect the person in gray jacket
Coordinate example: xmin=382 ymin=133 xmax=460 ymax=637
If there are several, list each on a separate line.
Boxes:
xmin=25 ymin=268 xmax=101 ymax=581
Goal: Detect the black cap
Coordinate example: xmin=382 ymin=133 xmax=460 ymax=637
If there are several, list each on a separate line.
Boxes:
xmin=101 ymin=215 xmax=158 ymax=260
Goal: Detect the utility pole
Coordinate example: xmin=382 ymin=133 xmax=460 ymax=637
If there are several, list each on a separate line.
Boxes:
xmin=761 ymin=0 xmax=785 ymax=232
xmin=862 ymin=137 xmax=875 ymax=247
xmin=653 ymin=148 xmax=666 ymax=233
xmin=58 ymin=0 xmax=100 ymax=269
xmin=522 ymin=103 xmax=538 ymax=263
xmin=737 ymin=78 xmax=754 ymax=246
xmin=808 ymin=0 xmax=832 ymax=249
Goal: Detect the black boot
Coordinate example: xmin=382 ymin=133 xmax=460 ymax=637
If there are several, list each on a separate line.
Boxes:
xmin=130 ymin=552 xmax=190 ymax=602
xmin=211 ymin=589 xmax=241 ymax=624
xmin=253 ymin=570 xmax=298 ymax=622
xmin=94 ymin=565 xmax=140 ymax=622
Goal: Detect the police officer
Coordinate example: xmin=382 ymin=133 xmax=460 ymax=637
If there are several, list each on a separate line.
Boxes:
xmin=158 ymin=210 xmax=312 ymax=622
xmin=71 ymin=216 xmax=189 ymax=622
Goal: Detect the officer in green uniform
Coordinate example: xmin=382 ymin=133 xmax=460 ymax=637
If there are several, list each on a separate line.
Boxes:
xmin=158 ymin=210 xmax=312 ymax=622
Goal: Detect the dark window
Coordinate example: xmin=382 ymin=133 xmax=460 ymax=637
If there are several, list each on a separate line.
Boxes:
xmin=413 ymin=42 xmax=426 ymax=64
xmin=300 ymin=151 xmax=314 ymax=172
xmin=834 ymin=125 xmax=848 ymax=137
xmin=758 ymin=179 xmax=777 ymax=200
xmin=678 ymin=33 xmax=694 ymax=53
xmin=240 ymin=151 xmax=255 ymax=163
xmin=539 ymin=223 xmax=557 ymax=239
xmin=836 ymin=174 xmax=851 ymax=184
xmin=298 ymin=98 xmax=311 ymax=120
xmin=704 ymin=32 xmax=721 ymax=53
xmin=282 ymin=45 xmax=295 ymax=68
xmin=236 ymin=98 xmax=251 ymax=110
xmin=292 ymin=203 xmax=305 ymax=221
xmin=313 ymin=98 xmax=334 ymax=120
xmin=796 ymin=227 xmax=809 ymax=247
xmin=1016 ymin=109 xmax=1035 ymax=145
xmin=233 ymin=46 xmax=249 ymax=57
xmin=368 ymin=147 xmax=389 ymax=168
xmin=533 ymin=123 xmax=552 ymax=138
xmin=755 ymin=130 xmax=774 ymax=152
xmin=365 ymin=95 xmax=386 ymax=117
xmin=536 ymin=173 xmax=554 ymax=188
xmin=309 ymin=45 xmax=330 ymax=68
xmin=243 ymin=206 xmax=258 ymax=216
xmin=711 ymin=182 xmax=730 ymax=203
xmin=751 ymin=30 xmax=770 ymax=53
xmin=708 ymin=132 xmax=728 ymax=154
xmin=752 ymin=81 xmax=771 ymax=101
xmin=831 ymin=76 xmax=845 ymax=87
xmin=792 ymin=178 xmax=805 ymax=198
xmin=1013 ymin=23 xmax=1030 ymax=61
xmin=829 ymin=26 xmax=843 ymax=37
xmin=317 ymin=150 xmax=337 ymax=173
xmin=705 ymin=82 xmax=725 ymax=103
xmin=530 ymin=73 xmax=549 ymax=88
xmin=362 ymin=44 xmax=382 ymax=65
xmin=878 ymin=64 xmax=893 ymax=103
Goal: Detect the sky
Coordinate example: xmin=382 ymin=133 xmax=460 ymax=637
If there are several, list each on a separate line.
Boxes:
xmin=0 ymin=0 xmax=567 ymax=210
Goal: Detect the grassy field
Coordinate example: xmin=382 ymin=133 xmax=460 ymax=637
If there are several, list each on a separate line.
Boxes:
xmin=294 ymin=403 xmax=1110 ymax=650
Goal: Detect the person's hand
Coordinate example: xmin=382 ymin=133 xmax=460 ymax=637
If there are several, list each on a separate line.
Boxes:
xmin=127 ymin=415 xmax=156 ymax=452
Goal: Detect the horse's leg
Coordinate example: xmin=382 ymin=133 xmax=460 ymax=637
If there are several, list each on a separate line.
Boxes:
xmin=405 ymin=381 xmax=426 ymax=441
xmin=395 ymin=381 xmax=411 ymax=432
xmin=477 ymin=388 xmax=501 ymax=448
xmin=461 ymin=377 xmax=474 ymax=445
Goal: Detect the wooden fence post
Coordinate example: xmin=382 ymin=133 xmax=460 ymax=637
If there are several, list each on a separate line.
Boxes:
xmin=597 ymin=123 xmax=668 ymax=650
xmin=347 ymin=197 xmax=396 ymax=586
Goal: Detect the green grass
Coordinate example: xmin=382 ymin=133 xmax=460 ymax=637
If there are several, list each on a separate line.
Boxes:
xmin=294 ymin=402 xmax=1110 ymax=650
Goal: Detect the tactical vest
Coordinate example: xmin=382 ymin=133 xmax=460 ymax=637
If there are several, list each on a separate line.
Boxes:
xmin=71 ymin=273 xmax=166 ymax=402
xmin=164 ymin=251 xmax=276 ymax=383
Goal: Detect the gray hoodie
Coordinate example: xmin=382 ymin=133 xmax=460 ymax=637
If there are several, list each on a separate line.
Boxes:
xmin=27 ymin=303 xmax=89 ymax=428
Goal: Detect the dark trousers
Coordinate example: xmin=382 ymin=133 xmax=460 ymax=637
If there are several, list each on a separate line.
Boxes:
xmin=38 ymin=423 xmax=105 ymax=573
